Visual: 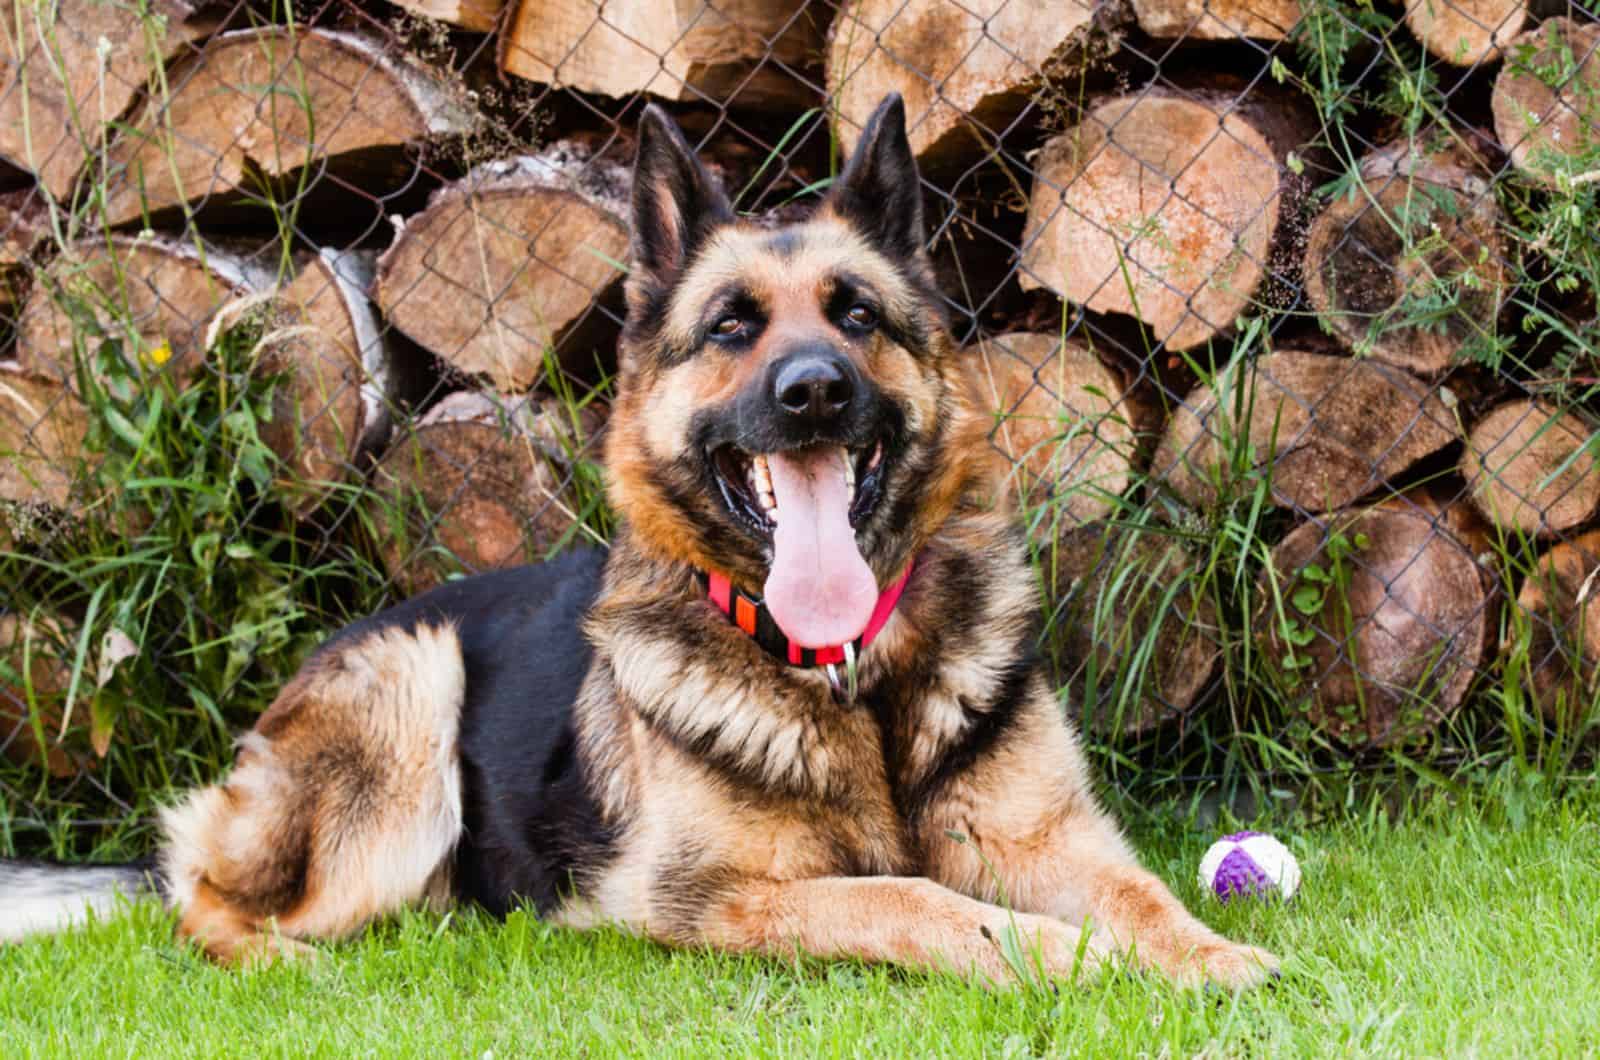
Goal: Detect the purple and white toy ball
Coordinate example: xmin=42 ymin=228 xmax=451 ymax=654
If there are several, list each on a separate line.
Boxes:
xmin=1198 ymin=831 xmax=1301 ymax=902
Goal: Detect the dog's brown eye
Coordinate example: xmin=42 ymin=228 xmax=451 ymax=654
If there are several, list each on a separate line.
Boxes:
xmin=712 ymin=315 xmax=745 ymax=339
xmin=844 ymin=304 xmax=878 ymax=329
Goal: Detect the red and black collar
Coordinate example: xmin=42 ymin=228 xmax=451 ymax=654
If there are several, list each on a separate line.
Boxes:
xmin=694 ymin=560 xmax=915 ymax=701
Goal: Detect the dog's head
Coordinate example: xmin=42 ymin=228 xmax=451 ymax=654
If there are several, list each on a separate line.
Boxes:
xmin=606 ymin=95 xmax=984 ymax=648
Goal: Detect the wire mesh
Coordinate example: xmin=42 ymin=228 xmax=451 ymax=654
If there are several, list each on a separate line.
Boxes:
xmin=1 ymin=0 xmax=1597 ymax=847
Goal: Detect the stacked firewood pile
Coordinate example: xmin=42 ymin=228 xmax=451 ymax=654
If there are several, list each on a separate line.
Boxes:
xmin=1 ymin=0 xmax=1597 ymax=774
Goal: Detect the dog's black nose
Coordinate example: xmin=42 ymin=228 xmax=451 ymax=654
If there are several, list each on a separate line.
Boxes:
xmin=771 ymin=350 xmax=856 ymax=425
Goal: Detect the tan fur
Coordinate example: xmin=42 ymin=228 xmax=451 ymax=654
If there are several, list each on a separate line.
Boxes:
xmin=660 ymin=220 xmax=924 ymax=352
xmin=702 ymin=876 xmax=1110 ymax=985
xmin=555 ymin=724 xmax=909 ymax=936
xmin=605 ymin=211 xmax=988 ymax=593
xmin=571 ymin=508 xmax=1278 ymax=990
xmin=158 ymin=624 xmax=465 ymax=964
xmin=915 ymin=686 xmax=1275 ymax=986
xmin=141 ymin=130 xmax=1278 ymax=990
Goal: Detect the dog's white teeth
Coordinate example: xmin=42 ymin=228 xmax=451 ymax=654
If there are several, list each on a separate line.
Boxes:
xmin=752 ymin=454 xmax=777 ymax=519
xmin=844 ymin=449 xmax=856 ymax=493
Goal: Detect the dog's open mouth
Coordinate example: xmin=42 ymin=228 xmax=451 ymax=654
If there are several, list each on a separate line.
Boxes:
xmin=710 ymin=441 xmax=888 ymax=648
xmin=712 ymin=440 xmax=885 ymax=537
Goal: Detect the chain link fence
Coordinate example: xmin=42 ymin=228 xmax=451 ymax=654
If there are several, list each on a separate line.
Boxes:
xmin=1 ymin=0 xmax=1597 ymax=848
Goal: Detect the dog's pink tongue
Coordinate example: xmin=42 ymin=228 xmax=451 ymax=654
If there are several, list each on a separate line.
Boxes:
xmin=763 ymin=447 xmax=878 ymax=648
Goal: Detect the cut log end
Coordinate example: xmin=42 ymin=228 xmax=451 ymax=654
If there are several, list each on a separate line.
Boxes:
xmin=502 ymin=0 xmax=823 ymax=106
xmin=827 ymin=0 xmax=1122 ymax=165
xmin=0 ymin=612 xmax=82 ymax=778
xmin=1404 ymin=0 xmax=1528 ymax=66
xmin=0 ymin=1 xmax=215 ymax=200
xmin=376 ymin=147 xmax=630 ymax=393
xmin=1260 ymin=504 xmax=1491 ymax=748
xmin=16 ymin=237 xmax=402 ymax=520
xmin=1134 ymin=0 xmax=1303 ymax=41
xmin=371 ymin=391 xmax=605 ymax=596
xmin=1042 ymin=522 xmax=1220 ymax=736
xmin=1514 ymin=531 xmax=1600 ymax=727
xmin=1492 ymin=18 xmax=1600 ymax=187
xmin=1021 ymin=91 xmax=1306 ymax=350
xmin=1304 ymin=142 xmax=1508 ymax=375
xmin=1154 ymin=349 xmax=1457 ymax=512
xmin=1462 ymin=399 xmax=1600 ymax=538
xmin=102 ymin=27 xmax=476 ymax=227
xmin=0 ymin=369 xmax=90 ymax=511
xmin=392 ymin=0 xmax=505 ymax=32
xmin=16 ymin=235 xmax=270 ymax=384
xmin=965 ymin=332 xmax=1135 ymax=528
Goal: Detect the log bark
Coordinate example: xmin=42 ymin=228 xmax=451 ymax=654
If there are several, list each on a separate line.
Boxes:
xmin=965 ymin=332 xmax=1136 ymax=527
xmin=101 ymin=27 xmax=476 ymax=227
xmin=502 ymin=0 xmax=824 ymax=107
xmin=1513 ymin=530 xmax=1600 ymax=727
xmin=264 ymin=249 xmax=399 ymax=517
xmin=1042 ymin=522 xmax=1221 ymax=736
xmin=0 ymin=1 xmax=218 ymax=201
xmin=1491 ymin=17 xmax=1600 ymax=187
xmin=371 ymin=390 xmax=604 ymax=596
xmin=0 ymin=368 xmax=89 ymax=510
xmin=1403 ymin=0 xmax=1528 ymax=66
xmin=1258 ymin=502 xmax=1491 ymax=748
xmin=1461 ymin=398 xmax=1600 ymax=538
xmin=1304 ymin=140 xmax=1509 ymax=376
xmin=1134 ymin=0 xmax=1302 ymax=41
xmin=377 ymin=146 xmax=630 ymax=393
xmin=828 ymin=0 xmax=1125 ymax=166
xmin=392 ymin=0 xmax=506 ymax=32
xmin=1153 ymin=349 xmax=1457 ymax=512
xmin=1020 ymin=88 xmax=1312 ymax=351
xmin=0 ymin=612 xmax=80 ymax=778
xmin=16 ymin=235 xmax=271 ymax=383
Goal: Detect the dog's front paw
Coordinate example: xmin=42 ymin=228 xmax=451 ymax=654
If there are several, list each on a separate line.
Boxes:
xmin=1178 ymin=941 xmax=1280 ymax=990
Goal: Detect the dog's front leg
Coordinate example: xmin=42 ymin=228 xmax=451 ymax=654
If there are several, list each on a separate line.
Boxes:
xmin=1026 ymin=816 xmax=1280 ymax=990
xmin=919 ymin=696 xmax=1281 ymax=990
xmin=692 ymin=875 xmax=1109 ymax=987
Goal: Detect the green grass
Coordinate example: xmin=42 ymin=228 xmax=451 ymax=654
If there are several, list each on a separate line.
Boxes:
xmin=4 ymin=785 xmax=1597 ymax=1057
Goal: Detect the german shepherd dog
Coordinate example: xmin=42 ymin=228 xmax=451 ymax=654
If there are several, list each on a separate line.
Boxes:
xmin=1 ymin=96 xmax=1277 ymax=989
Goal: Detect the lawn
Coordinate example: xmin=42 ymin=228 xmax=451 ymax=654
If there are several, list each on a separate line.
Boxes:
xmin=3 ymin=783 xmax=1596 ymax=1057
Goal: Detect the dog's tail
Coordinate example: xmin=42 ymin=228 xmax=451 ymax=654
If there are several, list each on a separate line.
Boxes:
xmin=0 ymin=858 xmax=157 ymax=942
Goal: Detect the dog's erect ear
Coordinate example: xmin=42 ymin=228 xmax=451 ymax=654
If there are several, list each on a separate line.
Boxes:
xmin=631 ymin=105 xmax=732 ymax=284
xmin=827 ymin=94 xmax=925 ymax=261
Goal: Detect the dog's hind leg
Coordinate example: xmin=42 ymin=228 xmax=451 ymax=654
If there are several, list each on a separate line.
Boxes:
xmin=158 ymin=623 xmax=466 ymax=965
